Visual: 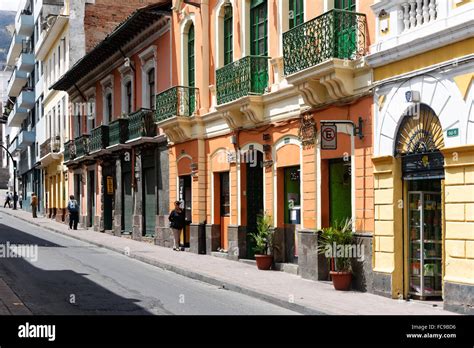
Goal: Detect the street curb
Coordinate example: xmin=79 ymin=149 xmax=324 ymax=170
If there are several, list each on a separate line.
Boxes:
xmin=1 ymin=211 xmax=326 ymax=315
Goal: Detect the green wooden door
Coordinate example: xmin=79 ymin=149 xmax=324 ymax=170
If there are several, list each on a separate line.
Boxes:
xmin=122 ymin=170 xmax=133 ymax=234
xmin=188 ymin=24 xmax=195 ymax=114
xmin=246 ymin=151 xmax=264 ymax=258
xmin=289 ymin=0 xmax=304 ymax=29
xmin=143 ymin=167 xmax=156 ymax=237
xmin=334 ymin=0 xmax=356 ymax=59
xmin=250 ymin=0 xmax=268 ymax=94
xmin=329 ymin=159 xmax=351 ymax=226
xmin=103 ymin=174 xmax=113 ymax=231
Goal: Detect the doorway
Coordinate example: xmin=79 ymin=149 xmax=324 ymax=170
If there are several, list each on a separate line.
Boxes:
xmin=219 ymin=172 xmax=230 ymax=250
xmin=87 ymin=170 xmax=95 ymax=228
xmin=143 ymin=151 xmax=156 ymax=237
xmin=284 ymin=166 xmax=301 ymax=261
xmin=246 ymin=151 xmax=264 ymax=258
xmin=122 ymin=160 xmax=133 ymax=234
xmin=329 ymin=159 xmax=352 ymax=226
xmin=406 ymin=179 xmax=443 ymax=299
xmin=179 ymin=175 xmax=192 ymax=248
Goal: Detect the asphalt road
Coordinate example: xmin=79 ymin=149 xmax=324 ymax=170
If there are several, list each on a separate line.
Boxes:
xmin=0 ymin=212 xmax=298 ymax=315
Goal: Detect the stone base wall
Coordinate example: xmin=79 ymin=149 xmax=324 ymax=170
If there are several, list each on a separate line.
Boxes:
xmin=443 ymin=281 xmax=474 ymax=314
xmin=190 ymin=223 xmax=206 ymax=254
xmin=297 ymin=230 xmax=329 ymax=281
xmin=205 ymin=224 xmax=220 ymax=255
xmin=351 ymin=234 xmax=374 ymax=292
xmin=227 ymin=225 xmax=246 ymax=260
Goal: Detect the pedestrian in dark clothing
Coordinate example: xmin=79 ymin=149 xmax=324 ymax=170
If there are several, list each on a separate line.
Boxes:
xmin=67 ymin=195 xmax=79 ymax=230
xmin=169 ymin=201 xmax=185 ymax=251
xmin=13 ymin=192 xmax=18 ymax=210
xmin=31 ymin=193 xmax=38 ymax=218
xmin=4 ymin=192 xmax=11 ymax=208
xmin=19 ymin=193 xmax=23 ymax=209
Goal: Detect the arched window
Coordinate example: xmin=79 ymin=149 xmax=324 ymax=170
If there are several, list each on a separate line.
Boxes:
xmin=250 ymin=0 xmax=268 ymax=56
xmin=223 ymin=6 xmax=233 ymax=66
xmin=148 ymin=68 xmax=155 ymax=109
xmin=105 ymin=93 xmax=112 ymax=123
xmin=188 ymin=24 xmax=195 ymax=88
xmin=289 ymin=0 xmax=304 ymax=29
xmin=125 ymin=81 xmax=132 ymax=114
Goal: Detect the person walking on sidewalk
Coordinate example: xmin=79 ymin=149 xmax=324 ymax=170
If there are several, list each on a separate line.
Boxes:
xmin=19 ymin=193 xmax=23 ymax=209
xmin=13 ymin=192 xmax=18 ymax=210
xmin=169 ymin=201 xmax=185 ymax=251
xmin=31 ymin=193 xmax=38 ymax=218
xmin=67 ymin=195 xmax=79 ymax=230
xmin=4 ymin=192 xmax=11 ymax=208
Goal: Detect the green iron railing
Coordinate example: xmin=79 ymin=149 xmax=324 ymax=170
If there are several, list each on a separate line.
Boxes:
xmin=108 ymin=118 xmax=129 ymax=146
xmin=155 ymin=86 xmax=199 ymax=122
xmin=89 ymin=125 xmax=109 ymax=153
xmin=128 ymin=108 xmax=157 ymax=141
xmin=283 ymin=9 xmax=367 ymax=76
xmin=74 ymin=134 xmax=90 ymax=158
xmin=63 ymin=140 xmax=75 ymax=162
xmin=216 ymin=55 xmax=270 ymax=105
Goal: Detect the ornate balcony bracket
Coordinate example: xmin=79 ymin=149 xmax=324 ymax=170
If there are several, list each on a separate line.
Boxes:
xmin=159 ymin=116 xmax=194 ymax=144
xmin=215 ymin=95 xmax=264 ymax=130
xmin=287 ymin=59 xmax=368 ymax=107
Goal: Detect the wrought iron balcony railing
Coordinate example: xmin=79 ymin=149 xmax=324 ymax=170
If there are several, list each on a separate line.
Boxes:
xmin=64 ymin=140 xmax=75 ymax=162
xmin=39 ymin=136 xmax=60 ymax=158
xmin=128 ymin=108 xmax=157 ymax=141
xmin=283 ymin=9 xmax=367 ymax=76
xmin=89 ymin=125 xmax=109 ymax=153
xmin=155 ymin=86 xmax=199 ymax=122
xmin=74 ymin=134 xmax=90 ymax=158
xmin=108 ymin=118 xmax=129 ymax=146
xmin=216 ymin=55 xmax=270 ymax=105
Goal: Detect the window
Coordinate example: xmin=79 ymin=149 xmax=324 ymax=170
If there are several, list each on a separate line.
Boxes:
xmin=57 ymin=102 xmax=61 ymax=138
xmin=289 ymin=0 xmax=304 ymax=29
xmin=53 ymin=53 xmax=56 ymax=82
xmin=106 ymin=93 xmax=113 ymax=123
xmin=126 ymin=81 xmax=132 ymax=114
xmin=88 ymin=99 xmax=96 ymax=130
xmin=58 ymin=44 xmax=61 ymax=75
xmin=251 ymin=0 xmax=268 ymax=56
xmin=224 ymin=6 xmax=233 ymax=66
xmin=188 ymin=24 xmax=195 ymax=88
xmin=148 ymin=69 xmax=155 ymax=109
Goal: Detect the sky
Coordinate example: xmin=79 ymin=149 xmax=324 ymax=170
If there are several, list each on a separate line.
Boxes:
xmin=0 ymin=0 xmax=21 ymax=12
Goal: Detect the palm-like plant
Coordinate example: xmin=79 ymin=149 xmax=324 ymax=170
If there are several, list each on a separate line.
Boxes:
xmin=250 ymin=213 xmax=274 ymax=255
xmin=318 ymin=218 xmax=354 ymax=272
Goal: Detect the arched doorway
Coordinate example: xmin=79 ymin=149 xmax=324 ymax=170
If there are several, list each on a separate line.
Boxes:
xmin=395 ymin=104 xmax=445 ymax=300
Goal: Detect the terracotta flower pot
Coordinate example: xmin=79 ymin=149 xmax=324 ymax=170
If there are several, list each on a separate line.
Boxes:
xmin=330 ymin=271 xmax=352 ymax=291
xmin=255 ymin=254 xmax=273 ymax=270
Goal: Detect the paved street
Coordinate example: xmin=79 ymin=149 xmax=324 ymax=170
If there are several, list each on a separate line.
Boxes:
xmin=0 ymin=212 xmax=297 ymax=315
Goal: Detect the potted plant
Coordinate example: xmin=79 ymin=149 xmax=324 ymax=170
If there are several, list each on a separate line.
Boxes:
xmin=318 ymin=218 xmax=354 ymax=290
xmin=249 ymin=213 xmax=275 ymax=270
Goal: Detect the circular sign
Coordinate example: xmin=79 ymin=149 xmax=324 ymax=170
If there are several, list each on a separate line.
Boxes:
xmin=322 ymin=127 xmax=336 ymax=141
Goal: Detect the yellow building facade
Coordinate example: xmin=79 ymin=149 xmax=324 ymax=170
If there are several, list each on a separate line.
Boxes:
xmin=368 ymin=0 xmax=474 ymax=313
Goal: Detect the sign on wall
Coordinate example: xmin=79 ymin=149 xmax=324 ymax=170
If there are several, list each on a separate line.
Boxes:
xmin=106 ymin=176 xmax=114 ymax=195
xmin=321 ymin=124 xmax=337 ymax=150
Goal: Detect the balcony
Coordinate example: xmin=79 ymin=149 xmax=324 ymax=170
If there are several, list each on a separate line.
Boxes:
xmin=6 ymin=34 xmax=28 ymax=66
xmin=63 ymin=140 xmax=75 ymax=163
xmin=108 ymin=118 xmax=129 ymax=148
xmin=155 ymin=86 xmax=199 ymax=122
xmin=74 ymin=134 xmax=90 ymax=159
xmin=17 ymin=45 xmax=34 ymax=73
xmin=368 ymin=0 xmax=474 ymax=69
xmin=89 ymin=125 xmax=110 ymax=154
xmin=8 ymin=137 xmax=19 ymax=156
xmin=127 ymin=109 xmax=156 ymax=142
xmin=7 ymin=100 xmax=29 ymax=127
xmin=282 ymin=9 xmax=368 ymax=106
xmin=17 ymin=88 xmax=35 ymax=110
xmin=216 ymin=55 xmax=270 ymax=105
xmin=15 ymin=10 xmax=34 ymax=37
xmin=7 ymin=68 xmax=28 ymax=98
xmin=39 ymin=137 xmax=61 ymax=166
xmin=16 ymin=130 xmax=35 ymax=151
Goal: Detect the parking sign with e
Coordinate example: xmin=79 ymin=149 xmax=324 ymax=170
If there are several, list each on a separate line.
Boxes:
xmin=321 ymin=124 xmax=337 ymax=150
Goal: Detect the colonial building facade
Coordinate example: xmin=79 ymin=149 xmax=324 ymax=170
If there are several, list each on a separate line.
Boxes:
xmin=53 ymin=2 xmax=171 ymax=238
xmin=367 ymin=0 xmax=474 ymax=313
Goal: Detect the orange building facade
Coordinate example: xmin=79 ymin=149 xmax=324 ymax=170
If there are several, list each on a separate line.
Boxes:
xmin=155 ymin=0 xmax=376 ymax=284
